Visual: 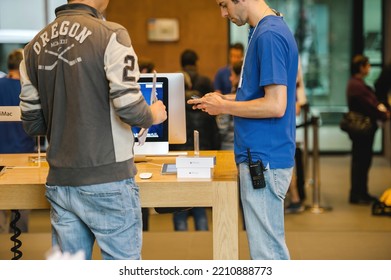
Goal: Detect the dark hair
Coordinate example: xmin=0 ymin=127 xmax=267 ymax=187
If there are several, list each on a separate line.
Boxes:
xmin=138 ymin=59 xmax=155 ymax=73
xmin=351 ymin=54 xmax=369 ymax=75
xmin=230 ymin=42 xmax=244 ymax=53
xmin=7 ymin=49 xmax=23 ymax=71
xmin=181 ymin=49 xmax=198 ymax=68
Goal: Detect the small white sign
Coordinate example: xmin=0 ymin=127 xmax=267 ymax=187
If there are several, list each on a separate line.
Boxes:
xmin=0 ymin=106 xmax=22 ymax=121
xmin=147 ymin=18 xmax=179 ymax=42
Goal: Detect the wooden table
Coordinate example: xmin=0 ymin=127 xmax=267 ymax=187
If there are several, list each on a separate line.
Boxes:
xmin=0 ymin=151 xmax=239 ymax=260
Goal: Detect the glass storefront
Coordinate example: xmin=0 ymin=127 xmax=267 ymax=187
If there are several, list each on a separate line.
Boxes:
xmin=0 ymin=0 xmax=66 ymax=72
xmin=363 ymin=0 xmax=382 ymax=87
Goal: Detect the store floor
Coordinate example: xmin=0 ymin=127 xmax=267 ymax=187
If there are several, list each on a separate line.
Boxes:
xmin=1 ymin=155 xmax=391 ymax=260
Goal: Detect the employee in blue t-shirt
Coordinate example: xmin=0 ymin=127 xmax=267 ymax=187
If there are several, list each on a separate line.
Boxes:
xmin=188 ymin=0 xmax=298 ymax=260
xmin=0 ymin=49 xmax=35 ymax=153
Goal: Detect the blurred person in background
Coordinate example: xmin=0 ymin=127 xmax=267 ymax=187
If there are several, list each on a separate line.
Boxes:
xmin=171 ymin=49 xmax=220 ymax=231
xmin=214 ymin=42 xmax=244 ymax=95
xmin=346 ymin=55 xmax=390 ymax=205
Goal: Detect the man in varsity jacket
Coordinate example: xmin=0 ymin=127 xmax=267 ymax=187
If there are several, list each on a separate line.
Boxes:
xmin=19 ymin=0 xmax=167 ymax=259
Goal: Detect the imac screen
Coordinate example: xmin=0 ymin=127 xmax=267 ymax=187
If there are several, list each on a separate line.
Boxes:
xmin=132 ymin=77 xmax=169 ymax=143
xmin=139 ymin=73 xmax=186 ymax=144
xmin=133 ymin=73 xmax=186 ymax=156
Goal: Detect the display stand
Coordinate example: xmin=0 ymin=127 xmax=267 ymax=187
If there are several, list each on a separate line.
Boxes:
xmin=296 ymin=105 xmax=332 ymax=214
xmin=307 ymin=115 xmax=332 ymax=214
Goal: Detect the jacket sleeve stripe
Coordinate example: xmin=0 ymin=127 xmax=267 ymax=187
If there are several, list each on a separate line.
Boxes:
xmin=113 ymin=93 xmax=143 ymax=109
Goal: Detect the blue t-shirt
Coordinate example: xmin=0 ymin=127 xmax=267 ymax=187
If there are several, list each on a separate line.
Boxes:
xmin=234 ymin=15 xmax=298 ymax=168
xmin=214 ymin=66 xmax=232 ymax=94
xmin=0 ymin=77 xmax=35 ymax=153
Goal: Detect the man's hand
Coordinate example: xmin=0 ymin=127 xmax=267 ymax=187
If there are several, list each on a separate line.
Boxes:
xmin=138 ymin=100 xmax=167 ymax=146
xmin=150 ymin=100 xmax=167 ymax=124
xmin=187 ymin=92 xmax=225 ymax=115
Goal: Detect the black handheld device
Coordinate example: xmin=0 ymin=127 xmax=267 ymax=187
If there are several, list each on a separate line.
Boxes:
xmin=247 ymin=149 xmax=266 ymax=189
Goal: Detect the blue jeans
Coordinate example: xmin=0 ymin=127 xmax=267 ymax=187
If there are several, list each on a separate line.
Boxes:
xmin=45 ymin=178 xmax=142 ymax=260
xmin=239 ymin=163 xmax=292 ymax=260
xmin=173 ymin=208 xmax=209 ymax=231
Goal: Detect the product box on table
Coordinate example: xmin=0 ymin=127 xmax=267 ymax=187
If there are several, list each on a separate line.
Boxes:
xmin=175 ymin=156 xmax=216 ymax=168
xmin=176 ymin=167 xmax=214 ymax=179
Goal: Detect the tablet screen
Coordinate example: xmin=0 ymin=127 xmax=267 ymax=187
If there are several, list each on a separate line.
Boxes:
xmin=161 ymin=163 xmax=177 ymax=174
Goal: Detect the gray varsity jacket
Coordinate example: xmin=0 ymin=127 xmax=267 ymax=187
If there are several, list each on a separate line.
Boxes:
xmin=19 ymin=3 xmax=153 ymax=186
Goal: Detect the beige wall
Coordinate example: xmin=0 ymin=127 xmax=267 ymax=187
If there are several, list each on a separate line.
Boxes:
xmin=106 ymin=0 xmax=229 ymax=80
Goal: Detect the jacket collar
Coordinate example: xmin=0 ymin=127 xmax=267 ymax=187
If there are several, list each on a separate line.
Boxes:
xmin=55 ymin=3 xmax=103 ymax=19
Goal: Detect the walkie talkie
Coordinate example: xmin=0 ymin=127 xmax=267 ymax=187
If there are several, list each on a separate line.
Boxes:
xmin=247 ymin=148 xmax=266 ymax=189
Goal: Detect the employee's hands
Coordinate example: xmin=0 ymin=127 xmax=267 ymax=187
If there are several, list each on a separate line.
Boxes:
xmin=187 ymin=92 xmax=225 ymax=115
xmin=150 ymin=100 xmax=167 ymax=124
